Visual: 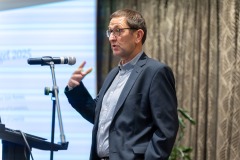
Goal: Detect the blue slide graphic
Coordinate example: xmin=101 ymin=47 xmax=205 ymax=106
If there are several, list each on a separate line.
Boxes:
xmin=0 ymin=1 xmax=96 ymax=159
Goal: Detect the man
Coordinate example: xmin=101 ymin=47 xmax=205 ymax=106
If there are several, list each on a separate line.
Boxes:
xmin=65 ymin=9 xmax=179 ymax=160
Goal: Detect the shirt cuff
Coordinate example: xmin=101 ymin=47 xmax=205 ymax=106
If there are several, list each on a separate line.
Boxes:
xmin=67 ymin=85 xmax=74 ymax=91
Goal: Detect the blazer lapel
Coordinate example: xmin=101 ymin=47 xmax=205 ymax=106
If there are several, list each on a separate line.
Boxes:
xmin=112 ymin=53 xmax=148 ymax=118
xmin=94 ymin=67 xmax=119 ymax=123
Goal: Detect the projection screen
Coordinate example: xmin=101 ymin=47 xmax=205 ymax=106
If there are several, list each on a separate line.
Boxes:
xmin=0 ymin=0 xmax=96 ymax=159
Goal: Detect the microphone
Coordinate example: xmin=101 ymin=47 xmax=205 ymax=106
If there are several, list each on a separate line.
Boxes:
xmin=27 ymin=56 xmax=76 ymax=65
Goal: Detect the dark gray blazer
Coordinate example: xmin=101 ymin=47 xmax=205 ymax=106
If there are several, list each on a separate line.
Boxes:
xmin=65 ymin=53 xmax=179 ymax=160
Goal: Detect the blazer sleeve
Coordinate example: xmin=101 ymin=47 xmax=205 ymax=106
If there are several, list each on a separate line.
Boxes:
xmin=145 ymin=65 xmax=179 ymax=160
xmin=64 ymin=82 xmax=96 ymax=124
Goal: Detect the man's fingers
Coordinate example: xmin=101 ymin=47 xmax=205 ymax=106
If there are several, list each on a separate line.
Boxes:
xmin=83 ymin=67 xmax=93 ymax=75
xmin=68 ymin=77 xmax=80 ymax=88
xmin=78 ymin=61 xmax=86 ymax=69
xmin=71 ymin=67 xmax=92 ymax=81
xmin=73 ymin=68 xmax=84 ymax=74
xmin=73 ymin=67 xmax=92 ymax=75
xmin=68 ymin=61 xmax=92 ymax=88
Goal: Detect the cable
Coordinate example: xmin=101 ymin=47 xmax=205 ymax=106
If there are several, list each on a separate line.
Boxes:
xmin=18 ymin=130 xmax=34 ymax=160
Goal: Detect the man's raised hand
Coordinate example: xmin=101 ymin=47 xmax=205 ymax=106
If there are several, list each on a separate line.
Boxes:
xmin=67 ymin=61 xmax=92 ymax=88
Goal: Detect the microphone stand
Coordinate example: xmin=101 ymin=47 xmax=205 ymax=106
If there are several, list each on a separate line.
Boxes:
xmin=45 ymin=61 xmax=67 ymax=160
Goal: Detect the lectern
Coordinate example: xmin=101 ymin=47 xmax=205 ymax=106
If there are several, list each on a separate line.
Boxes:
xmin=0 ymin=123 xmax=68 ymax=160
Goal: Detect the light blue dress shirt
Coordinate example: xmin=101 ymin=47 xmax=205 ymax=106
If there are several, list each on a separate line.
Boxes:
xmin=97 ymin=52 xmax=143 ymax=158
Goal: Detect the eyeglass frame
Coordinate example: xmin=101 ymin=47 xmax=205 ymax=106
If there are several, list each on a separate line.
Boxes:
xmin=106 ymin=28 xmax=138 ymax=37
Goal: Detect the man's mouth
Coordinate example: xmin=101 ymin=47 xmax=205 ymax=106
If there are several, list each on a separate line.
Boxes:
xmin=112 ymin=44 xmax=118 ymax=50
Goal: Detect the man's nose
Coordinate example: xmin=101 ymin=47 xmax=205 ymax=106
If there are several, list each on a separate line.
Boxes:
xmin=109 ymin=33 xmax=117 ymax=41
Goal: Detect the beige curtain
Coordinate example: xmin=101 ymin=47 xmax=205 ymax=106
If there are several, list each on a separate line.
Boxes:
xmin=96 ymin=0 xmax=240 ymax=160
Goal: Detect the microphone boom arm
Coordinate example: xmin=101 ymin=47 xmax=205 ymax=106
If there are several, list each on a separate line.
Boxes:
xmin=49 ymin=62 xmax=66 ymax=143
xmin=47 ymin=61 xmax=67 ymax=160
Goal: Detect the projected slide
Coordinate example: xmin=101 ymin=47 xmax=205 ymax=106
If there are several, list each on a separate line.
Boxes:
xmin=0 ymin=0 xmax=96 ymax=159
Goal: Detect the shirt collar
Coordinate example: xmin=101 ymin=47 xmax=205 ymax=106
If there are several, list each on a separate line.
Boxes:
xmin=118 ymin=51 xmax=143 ymax=71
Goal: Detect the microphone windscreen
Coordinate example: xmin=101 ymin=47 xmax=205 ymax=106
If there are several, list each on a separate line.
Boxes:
xmin=68 ymin=56 xmax=76 ymax=65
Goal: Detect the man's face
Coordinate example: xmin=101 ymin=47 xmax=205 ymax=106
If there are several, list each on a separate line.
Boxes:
xmin=108 ymin=17 xmax=137 ymax=59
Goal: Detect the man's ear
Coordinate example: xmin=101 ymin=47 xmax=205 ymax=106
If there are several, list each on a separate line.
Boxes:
xmin=135 ymin=29 xmax=144 ymax=44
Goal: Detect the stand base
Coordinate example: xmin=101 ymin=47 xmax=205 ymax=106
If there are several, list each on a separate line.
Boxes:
xmin=2 ymin=140 xmax=30 ymax=160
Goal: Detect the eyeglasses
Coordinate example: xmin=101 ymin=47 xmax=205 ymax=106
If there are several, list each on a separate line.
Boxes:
xmin=106 ymin=28 xmax=137 ymax=37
